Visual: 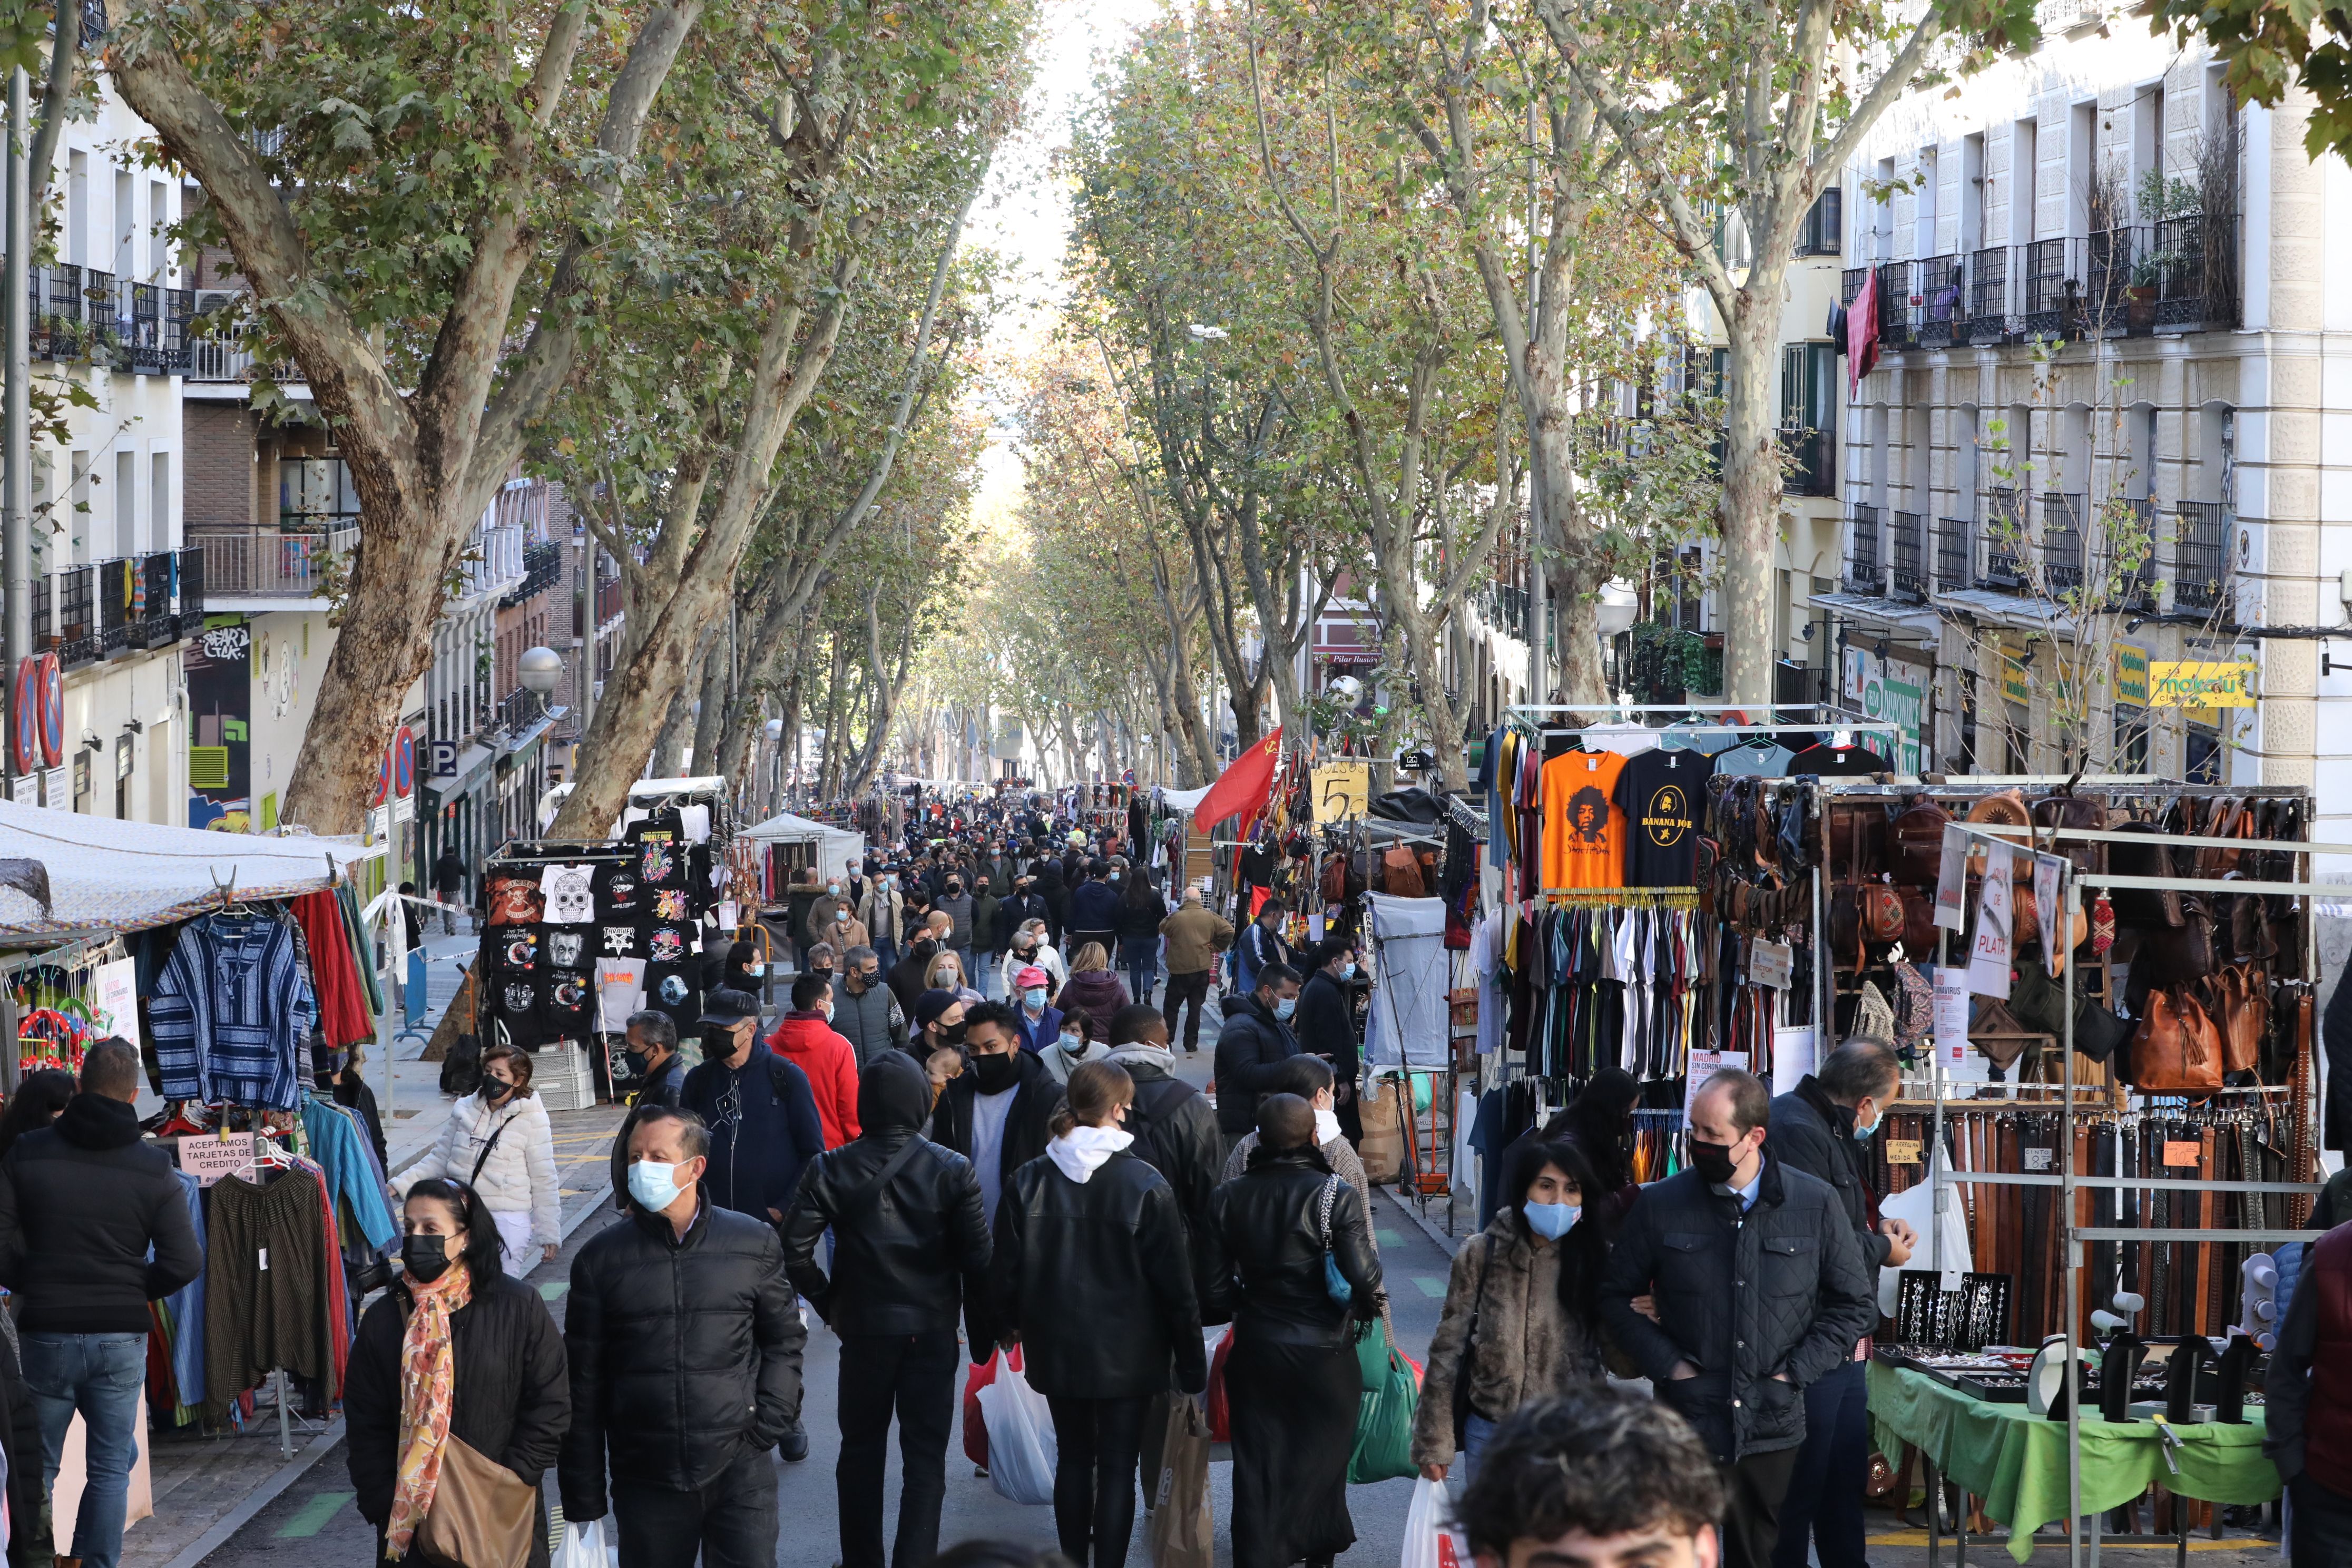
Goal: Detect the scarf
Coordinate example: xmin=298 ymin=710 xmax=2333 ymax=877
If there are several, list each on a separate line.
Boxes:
xmin=385 ymin=1262 xmax=475 ymax=1559
xmin=1046 ymin=1125 xmax=1132 ymax=1183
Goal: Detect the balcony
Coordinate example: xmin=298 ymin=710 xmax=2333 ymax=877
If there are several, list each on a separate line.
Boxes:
xmin=496 ymin=686 xmax=552 ymax=737
xmin=2117 ymin=496 xmax=2159 ymax=611
xmin=22 ymin=265 xmax=190 ymax=373
xmin=2151 ymin=214 xmax=2240 ymax=331
xmin=1983 ymin=487 xmax=2025 ymax=587
xmin=1966 ymin=246 xmax=2011 ymax=344
xmin=189 ymin=525 xmax=356 ymax=598
xmin=27 ymin=550 xmax=198 ymax=666
xmin=1934 ymin=516 xmax=1973 ymax=593
xmin=1875 ymin=262 xmax=1914 ymax=350
xmin=596 ymin=573 xmax=623 ymax=625
xmin=2023 ymin=238 xmax=2076 ymax=338
xmin=1888 ymin=511 xmax=1926 ymax=601
xmin=1914 ymin=255 xmax=1964 ymax=350
xmin=2041 ymin=492 xmax=2086 ymax=593
xmin=502 ymin=537 xmax=563 ymax=609
xmin=1846 ymin=503 xmax=1883 ymax=595
xmin=1780 ymin=426 xmax=1834 ymax=497
xmin=2173 ymin=502 xmax=2232 ymax=617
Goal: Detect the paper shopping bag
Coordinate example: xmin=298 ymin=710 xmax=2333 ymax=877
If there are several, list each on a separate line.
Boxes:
xmin=1148 ymin=1394 xmax=1213 ymax=1568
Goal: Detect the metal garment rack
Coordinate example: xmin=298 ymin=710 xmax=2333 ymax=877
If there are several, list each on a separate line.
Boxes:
xmin=1903 ymin=805 xmax=2327 ymax=1568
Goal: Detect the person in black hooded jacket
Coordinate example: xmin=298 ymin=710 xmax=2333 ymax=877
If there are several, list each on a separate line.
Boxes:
xmin=784 ymin=1053 xmax=994 ymax=1568
xmin=1202 ymin=1094 xmax=1383 ymax=1568
xmin=560 ymin=1106 xmax=805 ymax=1568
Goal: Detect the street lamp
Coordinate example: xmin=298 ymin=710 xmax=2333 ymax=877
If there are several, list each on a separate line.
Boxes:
xmin=518 ymin=645 xmax=563 ymax=720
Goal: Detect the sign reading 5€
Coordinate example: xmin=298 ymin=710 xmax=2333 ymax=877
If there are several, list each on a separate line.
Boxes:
xmin=1312 ymin=761 xmax=1370 ymax=824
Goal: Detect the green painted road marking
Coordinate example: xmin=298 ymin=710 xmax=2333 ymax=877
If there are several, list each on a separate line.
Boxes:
xmin=277 ymin=1491 xmax=353 ymax=1538
xmin=1375 ymin=1228 xmax=1401 ymax=1247
xmin=1413 ymin=1275 xmax=1449 ymax=1299
xmin=540 ymin=1282 xmax=569 ymax=1301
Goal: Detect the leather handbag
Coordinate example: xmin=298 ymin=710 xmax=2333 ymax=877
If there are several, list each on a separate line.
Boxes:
xmin=2142 ymin=896 xmax=2219 ymax=981
xmin=1969 ymin=998 xmax=2038 ymax=1070
xmin=1828 ymin=801 xmax=1886 ymax=881
xmin=1379 ymin=847 xmax=1426 ymax=899
xmin=2030 ymin=791 xmax=2108 ymax=875
xmin=2126 ymin=986 xmax=2223 ymax=1094
xmin=414 ymin=1434 xmax=537 ymax=1568
xmin=2210 ymin=964 xmax=2266 ymax=1076
xmin=1900 ymin=888 xmax=1939 ymax=958
xmin=1888 ymin=796 xmax=1953 ymax=888
xmin=2108 ymin=821 xmax=2185 ymax=929
xmin=2191 ymin=797 xmax=2251 ymax=879
xmin=1861 ymin=881 xmax=1906 ymax=945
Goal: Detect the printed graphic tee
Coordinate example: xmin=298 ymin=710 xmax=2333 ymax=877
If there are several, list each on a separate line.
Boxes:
xmin=1614 ymin=748 xmax=1718 ymax=887
xmin=1540 ymin=749 xmax=1628 ymax=891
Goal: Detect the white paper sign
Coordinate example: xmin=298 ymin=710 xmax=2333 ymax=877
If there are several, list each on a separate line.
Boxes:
xmin=1967 ymin=841 xmax=2014 ymax=997
xmin=1933 ymin=822 xmax=1970 ymax=932
xmin=1684 ymin=1048 xmax=1751 ymax=1116
xmin=1933 ymin=967 xmax=1986 ymax=1089
xmin=1772 ymin=1027 xmax=1815 ymax=1097
xmin=2033 ymin=852 xmax=2065 ymax=976
xmin=91 ymin=957 xmax=140 ymax=1053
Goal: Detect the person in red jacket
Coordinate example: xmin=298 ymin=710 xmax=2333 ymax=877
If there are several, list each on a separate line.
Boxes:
xmin=769 ymin=973 xmax=863 ymax=1149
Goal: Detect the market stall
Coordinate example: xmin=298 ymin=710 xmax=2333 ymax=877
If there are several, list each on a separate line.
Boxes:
xmin=739 ymin=808 xmax=867 ymax=899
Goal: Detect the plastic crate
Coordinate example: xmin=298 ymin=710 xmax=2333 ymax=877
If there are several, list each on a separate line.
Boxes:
xmin=532 ymin=1044 xmax=596 ymax=1112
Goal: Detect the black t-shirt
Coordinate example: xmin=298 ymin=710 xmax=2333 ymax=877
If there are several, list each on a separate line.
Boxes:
xmin=1786 ymin=743 xmax=1887 ymax=778
xmin=542 ymin=971 xmax=592 ymax=1041
xmin=593 ymin=863 xmax=646 ymax=922
xmin=599 ymin=923 xmax=642 ymax=959
xmin=1614 ymin=748 xmax=1717 ymax=888
xmin=490 ymin=926 xmax=541 ymax=977
xmin=634 ymin=830 xmax=684 ymax=888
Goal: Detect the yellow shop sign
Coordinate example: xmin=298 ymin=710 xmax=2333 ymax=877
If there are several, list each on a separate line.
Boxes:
xmin=2114 ymin=643 xmax=2150 ymax=708
xmin=2148 ymin=659 xmax=2256 ymax=708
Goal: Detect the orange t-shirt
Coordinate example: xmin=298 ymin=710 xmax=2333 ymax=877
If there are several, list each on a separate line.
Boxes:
xmin=1540 ymin=749 xmax=1628 ymax=891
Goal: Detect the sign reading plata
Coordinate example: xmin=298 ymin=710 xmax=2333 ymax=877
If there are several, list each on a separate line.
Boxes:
xmin=2148 ymin=659 xmax=2256 ymax=707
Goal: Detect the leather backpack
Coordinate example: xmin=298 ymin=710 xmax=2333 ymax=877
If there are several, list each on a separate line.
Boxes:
xmin=1889 ymin=796 xmax=1953 ymax=888
xmin=2208 ymin=964 xmax=2266 ymax=1076
xmin=2142 ymin=896 xmax=2220 ymax=980
xmin=2128 ymin=986 xmax=2223 ymax=1093
xmin=1380 ymin=846 xmax=1426 ymax=898
xmin=2108 ymin=821 xmax=2184 ymax=929
xmin=1827 ymin=800 xmax=1887 ymax=881
xmin=2030 ymin=791 xmax=2107 ymax=875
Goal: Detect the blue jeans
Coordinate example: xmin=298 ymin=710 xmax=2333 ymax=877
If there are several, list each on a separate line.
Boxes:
xmin=1771 ymin=1357 xmax=1870 ymax=1568
xmin=23 ymin=1332 xmax=148 ymax=1568
xmin=1123 ymin=951 xmax=1159 ymax=1005
xmin=873 ymin=936 xmax=897 ymax=973
xmin=977 ymin=951 xmax=1000 ymax=999
xmin=1460 ymin=1412 xmax=1497 ymax=1484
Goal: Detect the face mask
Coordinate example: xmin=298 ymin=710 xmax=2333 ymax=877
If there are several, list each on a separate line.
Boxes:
xmin=404 ymin=1232 xmax=458 ymax=1282
xmin=948 ymin=884 xmax=963 ymax=896
xmin=1853 ymin=1105 xmax=1881 ymax=1142
xmin=628 ymin=1159 xmax=692 ymax=1212
xmin=1523 ymin=1202 xmax=1581 ymax=1240
xmin=1058 ymin=1031 xmax=1082 ymax=1052
xmin=828 ymin=884 xmax=842 ymax=897
xmin=972 ymin=1051 xmax=1021 ymax=1093
xmin=836 ymin=911 xmax=850 ymax=924
xmin=939 ymin=1020 xmax=969 ymax=1047
xmin=1023 ymin=987 xmax=1047 ymax=1010
xmin=916 ymin=939 xmax=938 ymax=960
xmin=1338 ymin=961 xmax=1357 ymax=981
xmin=1274 ymin=996 xmax=1297 ymax=1022
xmin=1688 ymin=1137 xmax=1739 ymax=1187
xmin=1313 ymin=1105 xmax=1342 ymax=1146
xmin=745 ymin=963 xmax=765 ymax=978
xmin=483 ymin=1078 xmax=515 ymax=1103
xmin=814 ymin=965 xmax=834 ymax=979
xmin=1109 ymin=871 xmax=1121 ymax=883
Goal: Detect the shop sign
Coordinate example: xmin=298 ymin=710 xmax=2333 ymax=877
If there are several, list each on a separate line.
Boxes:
xmin=2113 ymin=643 xmax=2150 ymax=708
xmin=1839 ymin=648 xmax=1929 ymax=773
xmin=2149 ymin=659 xmax=2256 ymax=708
xmin=2000 ymin=647 xmax=2031 ymax=707
xmin=1311 ymin=761 xmax=1370 ymax=823
xmin=1749 ymin=938 xmax=1794 ymax=989
xmin=1684 ymin=1049 xmax=1750 ymax=1115
xmin=177 ymin=1133 xmax=257 ymax=1186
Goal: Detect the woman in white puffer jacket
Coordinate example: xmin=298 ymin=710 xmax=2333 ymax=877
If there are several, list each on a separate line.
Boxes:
xmin=396 ymin=1043 xmax=562 ymax=1275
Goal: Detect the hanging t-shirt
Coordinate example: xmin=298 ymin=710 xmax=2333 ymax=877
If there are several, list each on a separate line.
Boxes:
xmin=599 ymin=924 xmax=641 ymax=958
xmin=1787 ymin=742 xmax=1887 ymax=777
xmin=596 ymin=957 xmax=648 ymax=1032
xmin=593 ymin=864 xmax=646 ymax=922
xmin=542 ymin=972 xmax=593 ymax=1041
xmin=486 ymin=876 xmax=545 ymax=927
xmin=540 ymin=864 xmax=596 ymax=925
xmin=635 ymin=831 xmax=684 ymax=888
xmin=1615 ymin=748 xmax=1718 ymax=888
xmin=1540 ymin=749 xmax=1628 ymax=891
xmin=1660 ymin=721 xmax=1725 ymax=754
xmin=1581 ymin=721 xmax=1662 ymax=757
xmin=1712 ymin=742 xmax=1795 ymax=778
xmin=543 ymin=927 xmax=590 ymax=971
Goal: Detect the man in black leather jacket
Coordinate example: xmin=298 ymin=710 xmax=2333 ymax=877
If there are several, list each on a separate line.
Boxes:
xmin=782 ymin=1054 xmax=993 ymax=1568
xmin=1104 ymin=1003 xmax=1223 ymax=1276
xmin=1201 ymin=1095 xmax=1383 ymax=1568
xmin=1212 ymin=965 xmax=1302 ymax=1156
xmin=1767 ymin=1041 xmax=1916 ymax=1568
xmin=560 ymin=1108 xmax=806 ymax=1568
xmin=1599 ymin=1069 xmax=1875 ymax=1568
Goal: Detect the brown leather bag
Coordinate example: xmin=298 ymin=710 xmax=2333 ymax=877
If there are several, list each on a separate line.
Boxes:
xmin=1828 ymin=802 xmax=1887 ymax=882
xmin=2128 ymin=986 xmax=2224 ymax=1093
xmin=1861 ymin=881 xmax=1906 ymax=945
xmin=2192 ymin=797 xmax=2251 ymax=879
xmin=2030 ymin=791 xmax=2108 ymax=875
xmin=414 ymin=1421 xmax=538 ymax=1568
xmin=2108 ymin=821 xmax=2186 ymax=929
xmin=1889 ymin=796 xmax=1953 ymax=888
xmin=2210 ymin=964 xmax=2267 ymax=1075
xmin=1900 ymin=888 xmax=1939 ymax=958
xmin=2142 ymin=896 xmax=2220 ymax=980
xmin=1379 ymin=846 xmax=1426 ymax=899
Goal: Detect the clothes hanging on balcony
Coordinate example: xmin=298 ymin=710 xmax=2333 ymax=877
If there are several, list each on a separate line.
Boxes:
xmin=150 ymin=910 xmax=319 ymax=1109
xmin=1846 ymin=267 xmax=1881 ymax=393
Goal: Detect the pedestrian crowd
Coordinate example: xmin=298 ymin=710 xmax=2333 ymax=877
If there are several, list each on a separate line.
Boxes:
xmin=0 ymin=787 xmax=1943 ymax=1568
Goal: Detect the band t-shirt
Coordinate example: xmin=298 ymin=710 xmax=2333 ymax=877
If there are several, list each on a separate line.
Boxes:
xmin=1614 ymin=748 xmax=1718 ymax=888
xmin=1539 ymin=748 xmax=1628 ymax=891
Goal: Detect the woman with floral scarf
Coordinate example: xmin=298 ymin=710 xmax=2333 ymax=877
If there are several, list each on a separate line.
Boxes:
xmin=345 ymin=1179 xmax=569 ymax=1564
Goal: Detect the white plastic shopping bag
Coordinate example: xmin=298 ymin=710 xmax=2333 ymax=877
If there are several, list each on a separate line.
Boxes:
xmin=977 ymin=1354 xmax=1059 ymax=1505
xmin=554 ymin=1520 xmax=607 ymax=1568
xmin=1401 ymin=1476 xmax=1470 ymax=1568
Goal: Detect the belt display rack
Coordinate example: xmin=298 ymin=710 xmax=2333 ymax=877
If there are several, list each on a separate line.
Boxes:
xmin=1897 ymin=803 xmax=2328 ymax=1568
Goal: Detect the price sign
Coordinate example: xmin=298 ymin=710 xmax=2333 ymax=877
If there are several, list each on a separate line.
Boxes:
xmin=1885 ymin=1140 xmax=1923 ymax=1166
xmin=1311 ymin=762 xmax=1370 ymax=824
xmin=1749 ymin=938 xmax=1794 ymax=990
xmin=2163 ymin=1140 xmax=2202 ymax=1168
xmin=2024 ymin=1147 xmax=2054 ymax=1171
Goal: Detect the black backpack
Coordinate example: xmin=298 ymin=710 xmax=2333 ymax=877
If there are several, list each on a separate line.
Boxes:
xmin=439 ymin=1033 xmax=483 ymax=1096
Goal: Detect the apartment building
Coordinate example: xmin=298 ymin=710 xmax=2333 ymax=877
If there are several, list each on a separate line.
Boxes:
xmin=11 ymin=75 xmax=201 ymax=823
xmin=1821 ymin=4 xmax=2347 ymax=816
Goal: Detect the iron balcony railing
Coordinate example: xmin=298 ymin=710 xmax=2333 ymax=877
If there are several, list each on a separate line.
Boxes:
xmin=31 ymin=548 xmax=199 ymax=665
xmin=1914 ymin=255 xmax=1964 ymax=349
xmin=2041 ymin=492 xmax=2086 ymax=592
xmin=2118 ymin=496 xmax=2159 ymax=611
xmin=1780 ymin=426 xmax=1834 ymax=497
xmin=502 ymin=538 xmax=563 ymax=608
xmin=1934 ymin=516 xmax=1973 ymax=593
xmin=22 ymin=265 xmax=191 ymax=371
xmin=496 ymin=686 xmax=549 ymax=736
xmin=56 ymin=564 xmax=93 ymax=664
xmin=1888 ymin=511 xmax=1926 ymax=601
xmin=1875 ymin=262 xmax=1914 ymax=350
xmin=1983 ymin=487 xmax=2025 ymax=587
xmin=1967 ymin=246 xmax=2011 ymax=344
xmin=189 ymin=525 xmax=358 ymax=597
xmin=595 ymin=573 xmax=624 ymax=625
xmin=2174 ymin=501 xmax=2232 ymax=616
xmin=2023 ymin=237 xmax=2076 ymax=337
xmin=1846 ymin=503 xmax=1883 ymax=594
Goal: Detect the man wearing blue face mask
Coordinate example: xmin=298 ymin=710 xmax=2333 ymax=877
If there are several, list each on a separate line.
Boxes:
xmin=1765 ymin=1040 xmax=1914 ymax=1568
xmin=1212 ymin=963 xmax=1302 ymax=1163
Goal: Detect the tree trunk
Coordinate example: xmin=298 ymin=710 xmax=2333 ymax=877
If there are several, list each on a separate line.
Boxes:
xmin=650 ymin=661 xmax=699 ymax=777
xmin=688 ymin=634 xmax=729 ymax=776
xmin=1718 ymin=296 xmax=1783 ymax=707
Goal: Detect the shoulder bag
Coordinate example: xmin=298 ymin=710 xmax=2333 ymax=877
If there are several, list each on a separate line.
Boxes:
xmin=396 ymin=1300 xmax=539 ymax=1568
xmin=1317 ymin=1176 xmax=1354 ymax=1306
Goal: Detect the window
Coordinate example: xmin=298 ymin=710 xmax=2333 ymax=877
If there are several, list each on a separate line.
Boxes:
xmin=148 ymin=180 xmax=170 ymax=282
xmin=66 ymin=152 xmax=86 ymax=268
xmin=2113 ymin=703 xmax=2150 ymax=772
xmin=1794 ymin=189 xmax=1841 ymax=256
xmin=1915 ymin=146 xmax=1939 ymax=258
xmin=2186 ymin=723 xmax=2223 ymax=783
xmin=1780 ymin=342 xmax=1834 ymax=430
xmin=113 ymin=171 xmax=134 ymax=282
xmin=115 ymin=450 xmax=136 ymax=557
xmin=150 ymin=453 xmax=171 ymax=551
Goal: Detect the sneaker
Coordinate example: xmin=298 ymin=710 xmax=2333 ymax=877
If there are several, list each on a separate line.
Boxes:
xmin=779 ymin=1421 xmax=810 ymax=1463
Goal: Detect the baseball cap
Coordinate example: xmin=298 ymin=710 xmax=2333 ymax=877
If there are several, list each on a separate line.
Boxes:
xmin=1015 ymin=965 xmax=1050 ymax=991
xmin=698 ymin=988 xmax=761 ymax=1028
xmin=913 ymin=988 xmax=962 ymax=1031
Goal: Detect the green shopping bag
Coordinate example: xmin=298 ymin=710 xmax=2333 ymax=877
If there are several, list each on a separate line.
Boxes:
xmin=1348 ymin=1322 xmax=1420 ymax=1483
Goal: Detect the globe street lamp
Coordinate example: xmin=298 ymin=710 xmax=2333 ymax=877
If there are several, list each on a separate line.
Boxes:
xmin=518 ymin=645 xmax=563 ymax=720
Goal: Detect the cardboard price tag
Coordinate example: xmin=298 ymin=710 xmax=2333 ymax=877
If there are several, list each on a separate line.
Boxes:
xmin=2163 ymin=1140 xmax=2202 ymax=1168
xmin=1885 ymin=1139 xmax=1923 ymax=1166
xmin=1749 ymin=938 xmax=1794 ymax=990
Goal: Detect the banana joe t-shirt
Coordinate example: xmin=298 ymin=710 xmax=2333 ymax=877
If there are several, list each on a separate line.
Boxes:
xmin=1614 ymin=747 xmax=1717 ymax=888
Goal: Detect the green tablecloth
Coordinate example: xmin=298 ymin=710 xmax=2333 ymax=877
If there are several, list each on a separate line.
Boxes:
xmin=1865 ymin=1361 xmax=2280 ymax=1563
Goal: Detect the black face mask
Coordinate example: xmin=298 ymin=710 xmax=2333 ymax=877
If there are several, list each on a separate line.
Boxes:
xmin=914 ymin=939 xmax=938 ymax=962
xmin=938 ymin=1019 xmax=969 ymax=1048
xmin=1687 ymin=1138 xmax=1739 ymax=1187
xmin=483 ymin=1079 xmax=516 ymax=1104
xmin=814 ymin=965 xmax=834 ymax=980
xmin=404 ymin=1233 xmax=457 ymax=1282
xmin=971 ymin=1051 xmax=1020 ymax=1093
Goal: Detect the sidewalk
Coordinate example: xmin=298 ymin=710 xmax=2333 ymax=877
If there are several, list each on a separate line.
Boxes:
xmin=128 ymin=926 xmax=626 ymax=1568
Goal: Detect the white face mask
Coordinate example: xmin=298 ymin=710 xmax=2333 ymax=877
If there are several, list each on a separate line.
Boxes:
xmin=1023 ymin=987 xmax=1047 ymax=1010
xmin=1059 ymin=1032 xmax=1082 ymax=1052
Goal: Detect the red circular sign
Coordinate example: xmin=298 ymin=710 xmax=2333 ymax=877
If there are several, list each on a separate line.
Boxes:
xmin=37 ymin=653 xmax=62 ymax=768
xmin=370 ymin=741 xmax=391 ymax=809
xmin=393 ymin=726 xmax=415 ymax=799
xmin=10 ymin=658 xmax=37 ymax=780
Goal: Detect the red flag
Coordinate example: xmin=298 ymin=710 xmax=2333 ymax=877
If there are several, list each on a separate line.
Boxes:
xmin=1192 ymin=727 xmax=1284 ymax=830
xmin=1847 ymin=267 xmax=1880 ymax=396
